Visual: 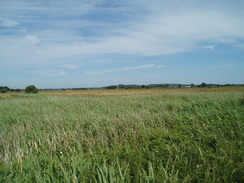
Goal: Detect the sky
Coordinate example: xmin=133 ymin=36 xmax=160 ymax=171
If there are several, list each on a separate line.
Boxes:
xmin=0 ymin=0 xmax=244 ymax=89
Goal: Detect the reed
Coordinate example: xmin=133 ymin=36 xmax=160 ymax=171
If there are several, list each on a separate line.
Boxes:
xmin=0 ymin=89 xmax=243 ymax=182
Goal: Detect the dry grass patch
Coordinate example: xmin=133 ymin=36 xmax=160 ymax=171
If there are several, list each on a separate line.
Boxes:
xmin=39 ymin=87 xmax=244 ymax=96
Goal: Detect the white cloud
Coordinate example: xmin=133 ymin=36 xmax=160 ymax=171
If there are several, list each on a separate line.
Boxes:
xmin=86 ymin=64 xmax=165 ymax=75
xmin=202 ymin=45 xmax=217 ymax=49
xmin=23 ymin=7 xmax=244 ymax=58
xmin=35 ymin=70 xmax=67 ymax=77
xmin=61 ymin=64 xmax=80 ymax=70
xmin=25 ymin=35 xmax=40 ymax=44
xmin=207 ymin=63 xmax=236 ymax=70
xmin=1 ymin=0 xmax=244 ymax=88
xmin=0 ymin=17 xmax=19 ymax=27
xmin=0 ymin=0 xmax=244 ymax=66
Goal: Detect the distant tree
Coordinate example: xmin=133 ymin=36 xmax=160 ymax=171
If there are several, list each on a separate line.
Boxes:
xmin=25 ymin=85 xmax=38 ymax=93
xmin=191 ymin=83 xmax=195 ymax=87
xmin=118 ymin=84 xmax=125 ymax=89
xmin=106 ymin=85 xmax=117 ymax=89
xmin=0 ymin=86 xmax=10 ymax=91
xmin=178 ymin=84 xmax=182 ymax=88
xmin=200 ymin=82 xmax=207 ymax=87
xmin=5 ymin=86 xmax=10 ymax=91
xmin=16 ymin=89 xmax=22 ymax=92
xmin=0 ymin=88 xmax=7 ymax=93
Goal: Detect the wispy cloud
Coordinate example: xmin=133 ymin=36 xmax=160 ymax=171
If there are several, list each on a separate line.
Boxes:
xmin=0 ymin=17 xmax=20 ymax=27
xmin=86 ymin=64 xmax=165 ymax=75
xmin=1 ymin=0 xmax=244 ymax=66
xmin=207 ymin=63 xmax=236 ymax=70
xmin=25 ymin=35 xmax=40 ymax=44
xmin=35 ymin=70 xmax=67 ymax=77
xmin=60 ymin=64 xmax=80 ymax=70
xmin=1 ymin=0 xmax=244 ymax=88
xmin=202 ymin=45 xmax=217 ymax=49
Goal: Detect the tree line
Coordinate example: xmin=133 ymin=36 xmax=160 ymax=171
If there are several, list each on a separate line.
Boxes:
xmin=0 ymin=85 xmax=38 ymax=93
xmin=1 ymin=83 xmax=243 ymax=93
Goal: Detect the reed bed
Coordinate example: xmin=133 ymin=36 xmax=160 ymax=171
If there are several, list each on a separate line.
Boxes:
xmin=0 ymin=89 xmax=243 ymax=182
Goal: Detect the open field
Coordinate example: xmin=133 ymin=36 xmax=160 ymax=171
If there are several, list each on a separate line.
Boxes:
xmin=39 ymin=87 xmax=244 ymax=96
xmin=0 ymin=88 xmax=243 ymax=182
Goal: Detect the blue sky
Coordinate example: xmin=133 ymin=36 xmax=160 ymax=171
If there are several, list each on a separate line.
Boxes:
xmin=0 ymin=0 xmax=244 ymax=89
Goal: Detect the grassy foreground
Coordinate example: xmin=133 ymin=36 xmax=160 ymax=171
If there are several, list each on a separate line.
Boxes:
xmin=0 ymin=89 xmax=243 ymax=182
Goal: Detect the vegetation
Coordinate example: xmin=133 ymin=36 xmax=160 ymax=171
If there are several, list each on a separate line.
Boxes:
xmin=0 ymin=86 xmax=10 ymax=93
xmin=0 ymin=88 xmax=243 ymax=182
xmin=200 ymin=82 xmax=207 ymax=87
xmin=106 ymin=85 xmax=118 ymax=89
xmin=25 ymin=85 xmax=38 ymax=93
xmin=0 ymin=88 xmax=7 ymax=93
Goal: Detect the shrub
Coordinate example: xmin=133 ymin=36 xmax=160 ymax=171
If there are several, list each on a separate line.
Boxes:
xmin=0 ymin=89 xmax=7 ymax=93
xmin=106 ymin=85 xmax=117 ymax=89
xmin=25 ymin=85 xmax=38 ymax=93
xmin=200 ymin=82 xmax=207 ymax=87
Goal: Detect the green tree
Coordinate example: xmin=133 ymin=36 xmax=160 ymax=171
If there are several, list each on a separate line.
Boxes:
xmin=0 ymin=86 xmax=10 ymax=91
xmin=0 ymin=88 xmax=7 ymax=93
xmin=106 ymin=85 xmax=117 ymax=89
xmin=200 ymin=82 xmax=207 ymax=87
xmin=15 ymin=89 xmax=22 ymax=92
xmin=25 ymin=85 xmax=38 ymax=93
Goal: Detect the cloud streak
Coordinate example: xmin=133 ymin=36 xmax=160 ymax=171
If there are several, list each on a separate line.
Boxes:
xmin=1 ymin=0 xmax=244 ymax=88
xmin=0 ymin=0 xmax=244 ymax=66
xmin=1 ymin=0 xmax=243 ymax=68
xmin=35 ymin=70 xmax=67 ymax=77
xmin=0 ymin=17 xmax=20 ymax=27
xmin=86 ymin=64 xmax=165 ymax=75
xmin=60 ymin=64 xmax=80 ymax=70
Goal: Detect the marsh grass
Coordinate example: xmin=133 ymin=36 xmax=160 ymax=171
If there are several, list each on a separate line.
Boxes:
xmin=0 ymin=90 xmax=243 ymax=182
xmin=40 ymin=87 xmax=244 ymax=96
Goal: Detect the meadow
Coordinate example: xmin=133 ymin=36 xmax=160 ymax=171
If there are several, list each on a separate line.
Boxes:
xmin=0 ymin=88 xmax=243 ymax=182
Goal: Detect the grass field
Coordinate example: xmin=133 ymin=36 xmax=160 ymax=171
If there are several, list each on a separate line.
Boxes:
xmin=39 ymin=87 xmax=244 ymax=96
xmin=0 ymin=88 xmax=243 ymax=182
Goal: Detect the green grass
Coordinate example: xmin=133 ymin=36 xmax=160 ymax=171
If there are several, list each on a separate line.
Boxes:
xmin=0 ymin=91 xmax=243 ymax=182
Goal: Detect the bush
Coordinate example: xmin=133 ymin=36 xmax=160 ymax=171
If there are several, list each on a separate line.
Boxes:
xmin=106 ymin=85 xmax=117 ymax=89
xmin=25 ymin=85 xmax=38 ymax=93
xmin=0 ymin=89 xmax=7 ymax=93
xmin=200 ymin=82 xmax=207 ymax=87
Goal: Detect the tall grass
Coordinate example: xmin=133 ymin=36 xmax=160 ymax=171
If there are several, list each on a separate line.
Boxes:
xmin=0 ymin=91 xmax=243 ymax=182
